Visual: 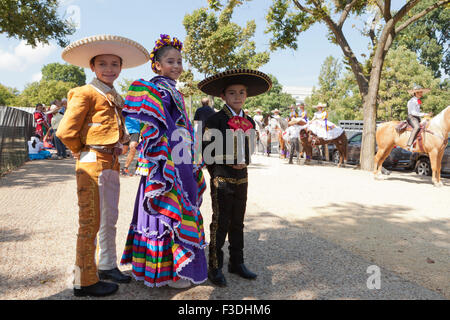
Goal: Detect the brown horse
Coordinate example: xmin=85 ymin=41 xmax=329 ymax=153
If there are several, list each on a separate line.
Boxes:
xmin=374 ymin=106 xmax=450 ymax=186
xmin=299 ymin=128 xmax=348 ymax=167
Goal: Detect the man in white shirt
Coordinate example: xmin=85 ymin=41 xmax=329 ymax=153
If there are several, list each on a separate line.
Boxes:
xmin=406 ymin=85 xmax=431 ymax=151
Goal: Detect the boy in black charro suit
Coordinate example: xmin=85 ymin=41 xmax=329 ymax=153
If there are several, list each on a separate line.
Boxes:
xmin=198 ymin=69 xmax=272 ymax=287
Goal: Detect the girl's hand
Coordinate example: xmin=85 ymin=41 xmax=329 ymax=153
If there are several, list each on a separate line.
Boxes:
xmin=73 ymin=152 xmax=81 ymax=160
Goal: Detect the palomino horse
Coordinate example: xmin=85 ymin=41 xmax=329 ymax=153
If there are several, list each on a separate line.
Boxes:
xmin=374 ymin=106 xmax=450 ymax=186
xmin=299 ymin=128 xmax=348 ymax=167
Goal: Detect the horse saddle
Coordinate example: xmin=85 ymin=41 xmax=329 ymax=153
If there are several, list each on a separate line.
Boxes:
xmin=395 ymin=120 xmax=427 ymax=134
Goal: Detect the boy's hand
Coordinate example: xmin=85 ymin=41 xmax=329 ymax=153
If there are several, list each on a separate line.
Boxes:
xmin=232 ymin=164 xmax=247 ymax=170
xmin=73 ymin=152 xmax=81 ymax=160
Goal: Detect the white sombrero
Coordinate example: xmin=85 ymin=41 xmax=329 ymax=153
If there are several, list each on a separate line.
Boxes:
xmin=314 ymin=102 xmax=327 ymax=108
xmin=254 ymin=108 xmax=263 ymax=113
xmin=271 ymin=108 xmax=280 ymax=113
xmin=408 ymin=85 xmax=431 ymax=95
xmin=62 ymin=35 xmax=150 ymax=69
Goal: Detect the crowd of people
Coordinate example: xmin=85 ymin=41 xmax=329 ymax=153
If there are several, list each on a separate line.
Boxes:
xmin=29 ymin=99 xmax=70 ymax=160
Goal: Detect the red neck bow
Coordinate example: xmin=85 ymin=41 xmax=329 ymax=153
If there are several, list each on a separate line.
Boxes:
xmin=228 ymin=116 xmax=253 ymax=133
xmin=417 ymin=99 xmax=422 ymax=104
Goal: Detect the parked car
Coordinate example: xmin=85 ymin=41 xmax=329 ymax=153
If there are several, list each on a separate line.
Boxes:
xmin=411 ymin=138 xmax=450 ymax=176
xmin=333 ymin=132 xmax=414 ymax=169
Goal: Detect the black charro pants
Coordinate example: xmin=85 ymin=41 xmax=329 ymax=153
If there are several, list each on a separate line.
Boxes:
xmin=208 ymin=165 xmax=248 ymax=270
xmin=406 ymin=115 xmax=421 ymax=147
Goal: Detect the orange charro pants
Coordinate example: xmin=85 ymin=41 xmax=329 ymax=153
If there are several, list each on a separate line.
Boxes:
xmin=74 ymin=148 xmax=120 ymax=288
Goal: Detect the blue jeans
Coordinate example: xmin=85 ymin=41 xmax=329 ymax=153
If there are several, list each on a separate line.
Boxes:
xmin=53 ymin=135 xmax=67 ymax=157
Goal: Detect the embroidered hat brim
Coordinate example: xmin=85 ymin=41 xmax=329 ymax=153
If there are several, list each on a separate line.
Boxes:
xmin=198 ymin=69 xmax=272 ymax=97
xmin=62 ymin=35 xmax=150 ymax=69
xmin=408 ymin=88 xmax=431 ymax=95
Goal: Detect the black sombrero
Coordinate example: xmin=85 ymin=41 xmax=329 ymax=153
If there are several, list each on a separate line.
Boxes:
xmin=198 ymin=69 xmax=272 ymax=97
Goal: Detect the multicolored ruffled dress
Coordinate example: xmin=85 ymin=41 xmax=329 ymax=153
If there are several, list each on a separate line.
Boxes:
xmin=120 ymin=75 xmax=208 ymax=287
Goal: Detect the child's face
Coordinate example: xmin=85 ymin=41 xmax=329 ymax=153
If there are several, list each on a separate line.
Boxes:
xmin=220 ymin=84 xmax=247 ymax=112
xmin=90 ymin=54 xmax=122 ymax=87
xmin=155 ymin=48 xmax=183 ymax=80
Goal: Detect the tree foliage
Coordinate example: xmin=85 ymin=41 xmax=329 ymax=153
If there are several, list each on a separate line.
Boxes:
xmin=0 ymin=84 xmax=19 ymax=106
xmin=393 ymin=0 xmax=450 ymax=77
xmin=17 ymin=80 xmax=76 ymax=107
xmin=184 ymin=0 xmax=270 ymax=77
xmin=41 ymin=63 xmax=86 ymax=87
xmin=0 ymin=0 xmax=75 ymax=47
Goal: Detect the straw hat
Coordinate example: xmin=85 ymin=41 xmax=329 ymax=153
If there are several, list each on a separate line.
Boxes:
xmin=62 ymin=35 xmax=150 ymax=69
xmin=271 ymin=109 xmax=280 ymax=114
xmin=198 ymin=69 xmax=272 ymax=97
xmin=254 ymin=108 xmax=263 ymax=113
xmin=408 ymin=85 xmax=431 ymax=95
xmin=314 ymin=102 xmax=327 ymax=109
xmin=45 ymin=104 xmax=62 ymax=115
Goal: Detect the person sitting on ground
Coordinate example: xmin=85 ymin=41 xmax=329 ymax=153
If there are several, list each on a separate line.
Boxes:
xmin=28 ymin=134 xmax=52 ymax=160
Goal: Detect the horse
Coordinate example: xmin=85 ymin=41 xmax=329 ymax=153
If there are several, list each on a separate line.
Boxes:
xmin=276 ymin=118 xmax=289 ymax=158
xmin=299 ymin=128 xmax=348 ymax=167
xmin=374 ymin=106 xmax=450 ymax=187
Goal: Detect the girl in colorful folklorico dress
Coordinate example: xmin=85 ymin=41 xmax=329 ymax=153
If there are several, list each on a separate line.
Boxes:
xmin=308 ymin=102 xmax=343 ymax=140
xmin=120 ymin=35 xmax=208 ymax=289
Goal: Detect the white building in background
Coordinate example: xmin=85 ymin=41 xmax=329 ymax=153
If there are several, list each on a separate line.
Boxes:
xmin=282 ymin=86 xmax=313 ymax=104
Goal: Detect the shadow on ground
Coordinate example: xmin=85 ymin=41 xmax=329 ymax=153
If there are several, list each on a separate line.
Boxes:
xmin=39 ymin=208 xmax=445 ymax=300
xmin=0 ymin=159 xmax=75 ymax=189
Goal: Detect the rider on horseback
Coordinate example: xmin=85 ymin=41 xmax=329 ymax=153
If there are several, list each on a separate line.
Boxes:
xmin=406 ymin=85 xmax=432 ymax=152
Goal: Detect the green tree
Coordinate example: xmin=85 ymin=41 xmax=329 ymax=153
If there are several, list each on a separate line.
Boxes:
xmin=17 ymin=80 xmax=76 ymax=107
xmin=393 ymin=0 xmax=450 ymax=77
xmin=0 ymin=0 xmax=75 ymax=47
xmin=183 ymin=0 xmax=270 ymax=77
xmin=0 ymin=84 xmax=19 ymax=106
xmin=41 ymin=63 xmax=86 ymax=86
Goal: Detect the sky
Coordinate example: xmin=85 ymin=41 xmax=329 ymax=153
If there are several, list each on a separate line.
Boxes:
xmin=0 ymin=0 xmax=380 ymax=93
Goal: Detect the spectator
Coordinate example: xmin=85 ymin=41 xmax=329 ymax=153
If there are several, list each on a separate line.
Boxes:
xmin=194 ymin=97 xmax=216 ymax=134
xmin=28 ymin=134 xmax=52 ymax=160
xmin=33 ymin=103 xmax=50 ymax=139
xmin=46 ymin=104 xmax=67 ymax=159
xmin=60 ymin=98 xmax=67 ymax=115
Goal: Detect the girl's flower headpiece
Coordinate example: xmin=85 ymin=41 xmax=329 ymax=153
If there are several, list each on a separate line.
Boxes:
xmin=150 ymin=34 xmax=183 ymax=73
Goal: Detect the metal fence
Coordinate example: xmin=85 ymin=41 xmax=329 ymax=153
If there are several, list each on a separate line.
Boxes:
xmin=0 ymin=106 xmax=35 ymax=175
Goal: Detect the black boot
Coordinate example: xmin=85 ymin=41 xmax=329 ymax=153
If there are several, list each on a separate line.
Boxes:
xmin=228 ymin=263 xmax=257 ymax=280
xmin=208 ymin=268 xmax=227 ymax=287
xmin=73 ymin=281 xmax=118 ymax=297
xmin=99 ymin=267 xmax=132 ymax=283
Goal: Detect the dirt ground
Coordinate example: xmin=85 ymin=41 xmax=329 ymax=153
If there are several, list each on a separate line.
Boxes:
xmin=0 ymin=154 xmax=448 ymax=300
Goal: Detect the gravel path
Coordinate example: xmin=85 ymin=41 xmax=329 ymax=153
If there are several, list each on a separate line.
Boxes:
xmin=0 ymin=154 xmax=448 ymax=300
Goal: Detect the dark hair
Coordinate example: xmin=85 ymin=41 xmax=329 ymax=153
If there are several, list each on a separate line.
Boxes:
xmin=155 ymin=45 xmax=178 ymax=63
xmin=222 ymin=82 xmax=248 ymax=94
xmin=90 ymin=55 xmax=123 ymax=67
xmin=31 ymin=134 xmax=40 ymax=149
xmin=35 ymin=103 xmax=43 ymax=108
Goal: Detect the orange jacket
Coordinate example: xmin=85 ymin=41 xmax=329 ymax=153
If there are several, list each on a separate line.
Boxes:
xmin=56 ymin=85 xmax=126 ymax=153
